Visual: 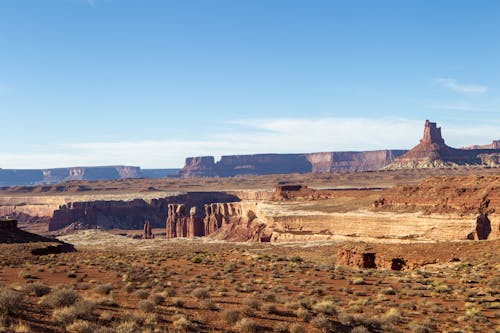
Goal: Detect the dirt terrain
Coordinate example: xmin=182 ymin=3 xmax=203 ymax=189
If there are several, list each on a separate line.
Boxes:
xmin=0 ymin=232 xmax=498 ymax=333
xmin=0 ymin=167 xmax=499 ymax=332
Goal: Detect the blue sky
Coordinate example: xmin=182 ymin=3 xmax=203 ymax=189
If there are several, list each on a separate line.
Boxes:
xmin=1 ymin=0 xmax=499 ymax=168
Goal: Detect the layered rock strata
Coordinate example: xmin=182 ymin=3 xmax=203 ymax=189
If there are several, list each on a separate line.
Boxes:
xmin=179 ymin=150 xmax=407 ymax=177
xmin=49 ymin=192 xmax=240 ymax=232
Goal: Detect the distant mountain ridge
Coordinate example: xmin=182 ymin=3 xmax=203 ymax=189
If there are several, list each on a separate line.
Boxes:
xmin=179 ymin=120 xmax=500 ymax=177
xmin=0 ymin=166 xmax=179 ymax=187
xmin=178 ymin=150 xmax=408 ymax=177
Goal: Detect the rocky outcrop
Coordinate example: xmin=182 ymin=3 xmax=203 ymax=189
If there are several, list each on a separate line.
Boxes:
xmin=178 ymin=150 xmax=407 ymax=177
xmin=0 ymin=218 xmax=74 ymax=252
xmin=165 ymin=204 xmax=204 ymax=238
xmin=204 ymin=202 xmax=270 ymax=242
xmin=337 ymin=246 xmax=411 ymax=271
xmin=467 ymin=214 xmax=492 ymax=240
xmin=142 ymin=220 xmax=154 ymax=239
xmin=0 ymin=218 xmax=18 ymax=231
xmin=387 ymin=120 xmax=500 ymax=169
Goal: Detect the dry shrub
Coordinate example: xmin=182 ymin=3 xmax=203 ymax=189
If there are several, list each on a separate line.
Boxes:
xmin=192 ymin=287 xmax=210 ymax=299
xmin=138 ymin=300 xmax=155 ymax=313
xmin=289 ymin=323 xmax=305 ymax=333
xmin=172 ymin=314 xmax=197 ymax=332
xmin=312 ymin=300 xmax=337 ymax=315
xmin=0 ymin=288 xmax=24 ymax=315
xmin=25 ymin=283 xmax=51 ymax=297
xmin=42 ymin=288 xmax=80 ymax=308
xmin=94 ymin=283 xmax=114 ymax=296
xmin=380 ymin=307 xmax=401 ymax=324
xmin=221 ymin=309 xmax=240 ymax=325
xmin=114 ymin=320 xmax=140 ymax=333
xmin=234 ymin=318 xmax=259 ymax=333
xmin=66 ymin=320 xmax=98 ymax=333
xmin=52 ymin=300 xmax=96 ymax=324
xmin=10 ymin=321 xmax=31 ymax=333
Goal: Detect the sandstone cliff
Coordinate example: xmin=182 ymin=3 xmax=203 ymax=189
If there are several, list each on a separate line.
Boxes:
xmin=49 ymin=192 xmax=240 ymax=232
xmin=178 ymin=150 xmax=407 ymax=177
xmin=165 ymin=204 xmax=204 ymax=238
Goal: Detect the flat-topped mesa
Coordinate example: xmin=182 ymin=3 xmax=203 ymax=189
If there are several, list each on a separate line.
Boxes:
xmin=179 ymin=156 xmax=217 ymax=177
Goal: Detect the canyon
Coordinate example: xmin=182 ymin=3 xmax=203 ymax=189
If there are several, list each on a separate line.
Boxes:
xmin=1 ymin=169 xmax=498 ymax=245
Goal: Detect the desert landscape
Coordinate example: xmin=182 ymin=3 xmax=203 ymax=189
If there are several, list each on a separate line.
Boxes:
xmin=1 ymin=120 xmax=499 ymax=332
xmin=2 ymin=1 xmax=500 ymax=332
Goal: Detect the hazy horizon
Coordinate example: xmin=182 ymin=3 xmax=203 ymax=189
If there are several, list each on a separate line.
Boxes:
xmin=1 ymin=1 xmax=499 ymax=168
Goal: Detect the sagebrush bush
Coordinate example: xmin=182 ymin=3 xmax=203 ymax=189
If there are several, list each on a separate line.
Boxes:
xmin=42 ymin=288 xmax=80 ymax=308
xmin=52 ymin=300 xmax=96 ymax=324
xmin=0 ymin=288 xmax=24 ymax=315
xmin=26 ymin=283 xmax=51 ymax=297
xmin=65 ymin=319 xmax=98 ymax=333
xmin=94 ymin=283 xmax=114 ymax=295
xmin=138 ymin=300 xmax=155 ymax=313
xmin=192 ymin=287 xmax=210 ymax=299
xmin=312 ymin=300 xmax=337 ymax=315
xmin=221 ymin=309 xmax=240 ymax=324
xmin=234 ymin=318 xmax=258 ymax=333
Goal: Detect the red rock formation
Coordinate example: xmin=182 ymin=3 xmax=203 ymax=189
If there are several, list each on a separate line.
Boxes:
xmin=165 ymin=204 xmax=204 ymax=238
xmin=336 ymin=246 xmax=410 ymax=271
xmin=178 ymin=156 xmax=217 ymax=177
xmin=388 ymin=120 xmax=500 ymax=168
xmin=142 ymin=220 xmax=154 ymax=239
xmin=203 ymin=202 xmax=270 ymax=242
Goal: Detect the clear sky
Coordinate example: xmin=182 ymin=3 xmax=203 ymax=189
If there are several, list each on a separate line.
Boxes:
xmin=1 ymin=0 xmax=499 ymax=168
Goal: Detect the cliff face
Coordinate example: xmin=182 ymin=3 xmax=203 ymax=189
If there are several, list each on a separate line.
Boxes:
xmin=49 ymin=198 xmax=168 ymax=231
xmin=388 ymin=120 xmax=500 ymax=169
xmin=49 ymin=192 xmax=241 ymax=232
xmin=178 ymin=150 xmax=407 ymax=177
xmin=165 ymin=204 xmax=204 ymax=238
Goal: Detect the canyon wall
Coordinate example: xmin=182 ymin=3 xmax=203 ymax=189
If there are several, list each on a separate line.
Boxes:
xmin=179 ymin=150 xmax=407 ymax=177
xmin=49 ymin=192 xmax=240 ymax=232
